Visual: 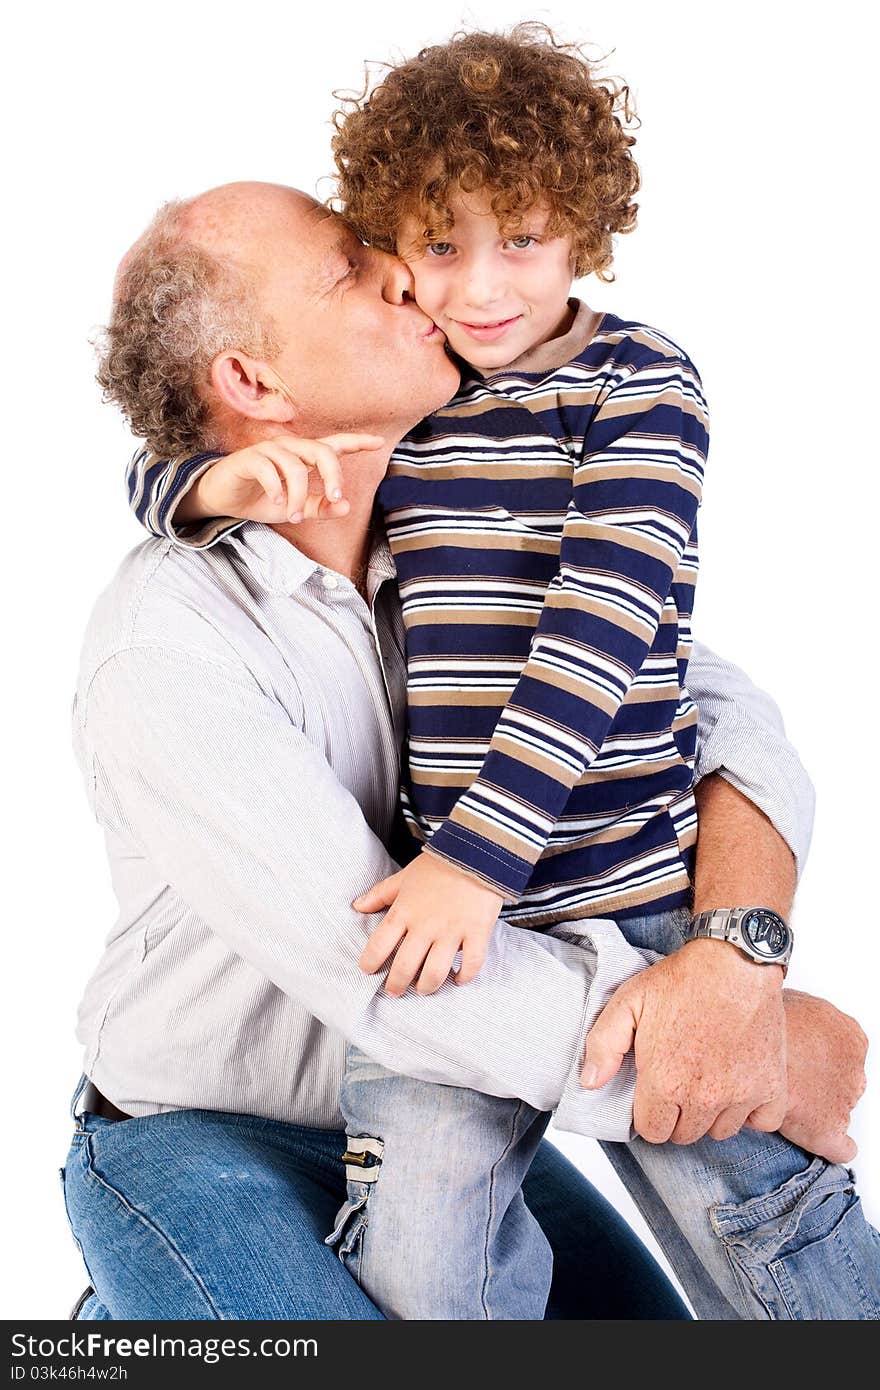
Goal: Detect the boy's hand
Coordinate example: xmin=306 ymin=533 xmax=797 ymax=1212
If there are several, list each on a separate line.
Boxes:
xmin=178 ymin=433 xmax=385 ymax=525
xmin=353 ymin=853 xmax=504 ymax=996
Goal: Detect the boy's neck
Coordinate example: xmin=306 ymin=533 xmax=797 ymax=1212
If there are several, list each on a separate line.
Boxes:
xmin=468 ymin=299 xmax=603 ymax=379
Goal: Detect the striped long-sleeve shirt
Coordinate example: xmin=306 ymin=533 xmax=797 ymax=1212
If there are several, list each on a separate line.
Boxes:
xmin=126 ymin=301 xmax=709 ymax=926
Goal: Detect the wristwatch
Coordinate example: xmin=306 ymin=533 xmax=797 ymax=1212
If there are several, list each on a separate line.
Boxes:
xmin=685 ymin=907 xmax=793 ymax=971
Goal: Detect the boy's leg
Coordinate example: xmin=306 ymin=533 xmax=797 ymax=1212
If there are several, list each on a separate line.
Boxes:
xmin=523 ymin=1139 xmax=691 ymax=1319
xmin=330 ymin=1045 xmax=553 ymax=1319
xmin=600 ymin=908 xmax=880 ymax=1319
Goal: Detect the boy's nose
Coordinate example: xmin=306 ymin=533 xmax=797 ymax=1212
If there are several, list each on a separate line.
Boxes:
xmin=462 ymin=266 xmax=505 ymax=310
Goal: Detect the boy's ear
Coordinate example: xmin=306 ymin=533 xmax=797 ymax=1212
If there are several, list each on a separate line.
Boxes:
xmin=210 ymin=351 xmax=298 ymax=425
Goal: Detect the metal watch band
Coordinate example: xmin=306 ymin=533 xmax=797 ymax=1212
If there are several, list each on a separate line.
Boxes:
xmin=688 ymin=907 xmax=793 ymax=971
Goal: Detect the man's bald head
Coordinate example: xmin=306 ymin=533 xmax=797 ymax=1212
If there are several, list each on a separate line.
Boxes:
xmin=98 ymin=184 xmax=314 ymax=456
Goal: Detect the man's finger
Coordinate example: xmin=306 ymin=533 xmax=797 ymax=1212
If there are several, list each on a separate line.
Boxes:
xmin=670 ymin=1104 xmax=722 ymax=1145
xmin=358 ymin=915 xmax=406 ymax=974
xmin=353 ymin=875 xmax=401 ymax=913
xmin=580 ymin=986 xmax=639 ymax=1088
xmin=708 ymin=1104 xmax=753 ymax=1142
xmin=745 ymin=1095 xmax=788 ymax=1133
xmin=633 ymin=1091 xmax=680 ymax=1145
xmin=779 ymin=1119 xmax=857 ymax=1166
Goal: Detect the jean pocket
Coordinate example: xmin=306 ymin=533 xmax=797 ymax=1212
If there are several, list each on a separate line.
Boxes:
xmin=711 ymin=1157 xmax=880 ymax=1319
xmin=325 ymin=1187 xmax=371 ymax=1284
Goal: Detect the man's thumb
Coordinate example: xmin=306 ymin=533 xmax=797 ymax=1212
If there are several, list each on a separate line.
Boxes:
xmin=581 ymin=987 xmax=639 ymax=1089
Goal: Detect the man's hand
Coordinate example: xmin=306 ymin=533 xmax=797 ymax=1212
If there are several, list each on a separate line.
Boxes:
xmin=582 ymin=939 xmax=787 ymax=1144
xmin=353 ymin=852 xmax=504 ymax=996
xmin=779 ymin=989 xmax=868 ymax=1163
xmin=177 ymin=432 xmax=385 ymax=526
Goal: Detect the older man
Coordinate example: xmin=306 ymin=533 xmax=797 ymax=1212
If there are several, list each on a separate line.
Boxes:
xmin=63 ymin=183 xmax=873 ymax=1320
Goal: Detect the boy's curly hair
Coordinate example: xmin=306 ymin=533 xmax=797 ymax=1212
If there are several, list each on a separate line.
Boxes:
xmin=331 ymin=24 xmax=640 ymax=280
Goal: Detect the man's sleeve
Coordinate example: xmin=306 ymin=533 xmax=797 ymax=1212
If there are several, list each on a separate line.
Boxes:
xmin=81 ymin=643 xmax=647 ymax=1138
xmin=687 ymin=639 xmax=815 ymax=874
xmin=126 ymin=447 xmax=239 ymax=549
xmin=426 ymin=356 xmax=709 ymax=898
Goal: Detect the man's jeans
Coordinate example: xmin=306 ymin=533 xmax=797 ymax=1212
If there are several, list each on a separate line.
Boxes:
xmin=333 ymin=908 xmax=880 ymax=1320
xmin=59 ymin=1079 xmax=688 ymax=1319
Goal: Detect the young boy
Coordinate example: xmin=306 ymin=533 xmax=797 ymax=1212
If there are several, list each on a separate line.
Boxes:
xmin=126 ymin=30 xmax=730 ymax=1318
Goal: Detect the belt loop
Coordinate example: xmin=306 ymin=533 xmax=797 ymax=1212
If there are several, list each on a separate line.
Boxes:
xmin=70 ymin=1074 xmax=89 ymax=1123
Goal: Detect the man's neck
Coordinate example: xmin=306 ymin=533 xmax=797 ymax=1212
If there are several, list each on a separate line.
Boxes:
xmin=271 ymin=444 xmax=393 ymax=583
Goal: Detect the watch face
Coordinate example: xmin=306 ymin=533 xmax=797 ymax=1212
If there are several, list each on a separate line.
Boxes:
xmin=742 ymin=910 xmax=789 ymax=958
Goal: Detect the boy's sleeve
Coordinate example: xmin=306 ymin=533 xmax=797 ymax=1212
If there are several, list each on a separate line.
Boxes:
xmin=425 ymin=355 xmax=709 ymax=899
xmin=126 ymin=446 xmax=242 ymax=549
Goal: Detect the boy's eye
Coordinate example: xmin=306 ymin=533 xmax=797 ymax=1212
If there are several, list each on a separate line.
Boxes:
xmin=507 ymin=235 xmax=536 ymax=250
xmin=426 ymin=242 xmax=454 ymax=257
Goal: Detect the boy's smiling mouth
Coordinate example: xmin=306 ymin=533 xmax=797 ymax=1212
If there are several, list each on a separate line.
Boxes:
xmin=451 ymin=314 xmax=523 ymax=341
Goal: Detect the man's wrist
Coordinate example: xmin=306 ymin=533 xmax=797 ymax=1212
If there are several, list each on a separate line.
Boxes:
xmin=679 ymin=937 xmax=785 ymax=990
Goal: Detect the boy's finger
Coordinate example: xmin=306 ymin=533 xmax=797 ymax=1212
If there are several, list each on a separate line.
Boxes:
xmin=385 ymin=934 xmax=431 ymax=997
xmin=454 ymin=940 xmax=487 ymax=986
xmin=318 ymin=433 xmax=385 ymax=455
xmin=416 ymin=942 xmax=457 ymax=995
xmin=352 ymin=874 xmax=401 ymax=913
xmin=358 ymin=915 xmax=406 ymax=974
xmin=301 ymin=494 xmax=352 ymax=522
xmin=246 ymin=455 xmax=286 ymax=509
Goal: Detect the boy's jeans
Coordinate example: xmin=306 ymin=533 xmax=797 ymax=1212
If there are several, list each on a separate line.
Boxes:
xmin=330 ymin=908 xmax=880 ymax=1320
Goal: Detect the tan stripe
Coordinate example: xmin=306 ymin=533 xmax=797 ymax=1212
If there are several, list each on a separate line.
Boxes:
xmin=392 ymin=531 xmax=561 ymax=555
xmin=572 ymin=463 xmax=702 ymax=497
xmin=563 ymin=519 xmax=682 ymax=564
xmin=543 ymin=590 xmax=654 ymax=641
xmin=448 ymin=806 xmax=536 ymax=861
xmin=540 ymin=819 xmax=653 ymax=856
xmin=405 ymin=608 xmax=541 ymax=628
xmin=408 ymin=689 xmax=511 ymax=707
xmin=409 ymin=767 xmax=476 ymax=787
xmin=621 ymin=682 xmax=680 ymax=704
xmin=513 ymin=868 xmax=693 ymax=929
xmin=595 ymin=386 xmax=707 ymax=424
xmin=524 ymin=663 xmax=619 ymax=716
xmin=575 ymin=753 xmax=683 ymax=784
xmin=490 ymin=734 xmax=577 ymax=780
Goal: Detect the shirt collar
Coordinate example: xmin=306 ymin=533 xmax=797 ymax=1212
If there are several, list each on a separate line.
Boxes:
xmin=219 ymin=519 xmax=396 ymax=601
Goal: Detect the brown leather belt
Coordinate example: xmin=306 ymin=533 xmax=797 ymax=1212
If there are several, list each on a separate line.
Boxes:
xmin=80 ymin=1079 xmax=131 ymax=1123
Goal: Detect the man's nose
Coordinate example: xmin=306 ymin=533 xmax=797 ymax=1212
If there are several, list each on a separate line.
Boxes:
xmin=376 ymin=249 xmax=416 ymax=305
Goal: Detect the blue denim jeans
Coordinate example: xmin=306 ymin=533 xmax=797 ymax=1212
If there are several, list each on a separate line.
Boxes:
xmin=333 ymin=908 xmax=880 ymax=1320
xmin=60 ymin=1077 xmax=688 ymax=1320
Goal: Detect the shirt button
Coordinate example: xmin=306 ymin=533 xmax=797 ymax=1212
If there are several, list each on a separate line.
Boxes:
xmin=321 ymin=572 xmax=339 ymax=591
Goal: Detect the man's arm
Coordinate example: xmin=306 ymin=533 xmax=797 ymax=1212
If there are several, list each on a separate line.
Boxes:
xmin=81 ymin=642 xmax=649 ymax=1138
xmin=579 ymin=648 xmax=809 ymax=1145
xmin=688 ymin=638 xmax=815 ymax=875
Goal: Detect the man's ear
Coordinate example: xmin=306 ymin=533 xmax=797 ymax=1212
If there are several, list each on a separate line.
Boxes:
xmin=210 ymin=352 xmax=298 ymax=425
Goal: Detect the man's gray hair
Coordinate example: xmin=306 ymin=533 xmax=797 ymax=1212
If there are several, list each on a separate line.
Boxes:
xmin=96 ymin=199 xmax=280 ymax=456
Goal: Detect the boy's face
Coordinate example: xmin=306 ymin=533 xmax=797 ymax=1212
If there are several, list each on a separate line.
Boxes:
xmin=397 ymin=188 xmax=576 ymax=371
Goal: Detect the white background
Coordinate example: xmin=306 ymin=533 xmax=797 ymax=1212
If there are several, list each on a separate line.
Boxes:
xmin=2 ymin=0 xmax=877 ymax=1319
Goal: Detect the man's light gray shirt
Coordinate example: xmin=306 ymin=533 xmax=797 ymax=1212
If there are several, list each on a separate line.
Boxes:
xmin=72 ymin=524 xmax=814 ymax=1139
